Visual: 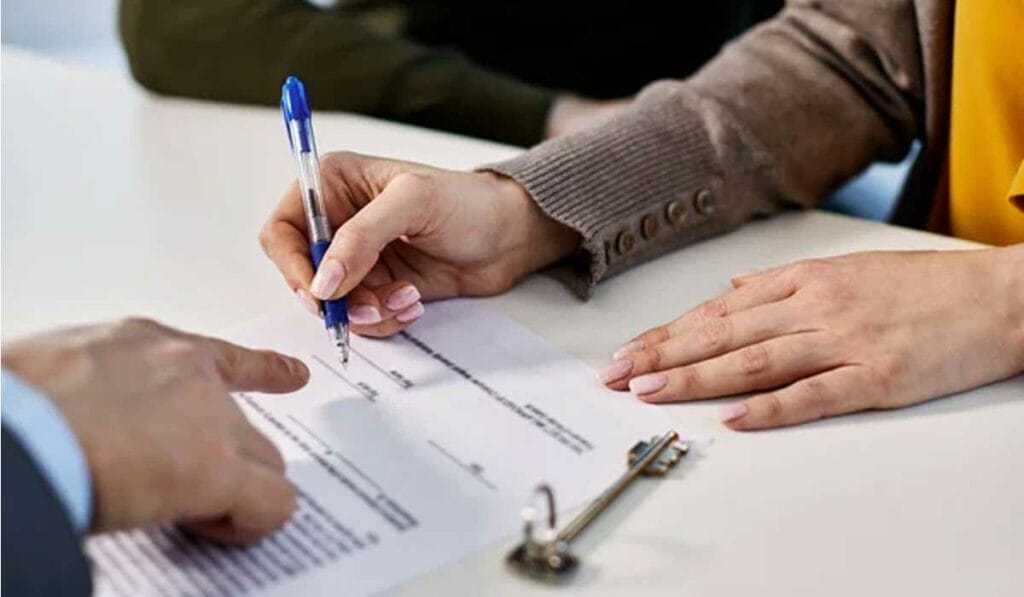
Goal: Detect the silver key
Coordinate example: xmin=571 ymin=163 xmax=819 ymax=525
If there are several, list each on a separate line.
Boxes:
xmin=506 ymin=430 xmax=688 ymax=581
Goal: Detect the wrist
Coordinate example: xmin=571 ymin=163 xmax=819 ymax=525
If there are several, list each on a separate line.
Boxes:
xmin=993 ymin=244 xmax=1024 ymax=370
xmin=483 ymin=171 xmax=580 ymax=273
xmin=1006 ymin=245 xmax=1024 ymax=368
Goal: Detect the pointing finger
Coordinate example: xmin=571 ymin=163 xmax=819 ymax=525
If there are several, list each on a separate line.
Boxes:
xmin=202 ymin=337 xmax=310 ymax=393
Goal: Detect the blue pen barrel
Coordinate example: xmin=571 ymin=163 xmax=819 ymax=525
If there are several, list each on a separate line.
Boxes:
xmin=310 ymin=240 xmax=348 ymax=327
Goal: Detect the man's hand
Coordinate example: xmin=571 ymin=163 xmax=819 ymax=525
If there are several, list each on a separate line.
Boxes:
xmin=2 ymin=318 xmax=310 ymax=544
xmin=600 ymin=246 xmax=1024 ymax=430
xmin=260 ymin=152 xmax=579 ymax=338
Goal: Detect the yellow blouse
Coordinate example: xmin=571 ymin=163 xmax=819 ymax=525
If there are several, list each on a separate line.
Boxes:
xmin=948 ymin=0 xmax=1024 ymax=245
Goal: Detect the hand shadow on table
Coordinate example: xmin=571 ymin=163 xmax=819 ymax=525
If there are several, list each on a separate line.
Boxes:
xmin=546 ymin=447 xmax=710 ymax=589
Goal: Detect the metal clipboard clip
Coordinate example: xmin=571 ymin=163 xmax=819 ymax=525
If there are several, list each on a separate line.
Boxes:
xmin=507 ymin=430 xmax=688 ymax=581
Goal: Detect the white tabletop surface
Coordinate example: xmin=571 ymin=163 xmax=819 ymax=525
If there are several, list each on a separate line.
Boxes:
xmin=3 ymin=50 xmax=1022 ymax=596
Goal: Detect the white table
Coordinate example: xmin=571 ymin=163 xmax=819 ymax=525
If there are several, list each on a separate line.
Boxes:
xmin=3 ymin=50 xmax=1021 ymax=597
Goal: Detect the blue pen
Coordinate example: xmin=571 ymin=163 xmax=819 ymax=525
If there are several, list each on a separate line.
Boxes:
xmin=281 ymin=76 xmax=350 ymax=365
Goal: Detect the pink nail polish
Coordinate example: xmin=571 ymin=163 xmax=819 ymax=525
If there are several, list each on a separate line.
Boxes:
xmin=629 ymin=373 xmax=667 ymax=395
xmin=295 ymin=289 xmax=321 ymax=318
xmin=348 ymin=305 xmax=382 ymax=325
xmin=309 ymin=259 xmax=346 ymax=300
xmin=598 ymin=358 xmax=633 ymax=383
xmin=719 ymin=402 xmax=749 ymax=422
xmin=396 ymin=302 xmax=425 ymax=323
xmin=612 ymin=340 xmax=644 ymax=360
xmin=386 ymin=285 xmax=421 ymax=311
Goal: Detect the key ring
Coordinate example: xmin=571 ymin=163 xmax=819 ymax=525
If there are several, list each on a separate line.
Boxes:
xmin=506 ymin=484 xmax=579 ymax=580
xmin=506 ymin=431 xmax=688 ymax=582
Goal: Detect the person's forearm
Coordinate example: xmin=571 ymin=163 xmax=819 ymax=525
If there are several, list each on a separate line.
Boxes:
xmin=487 ymin=0 xmax=924 ymax=296
xmin=119 ymin=0 xmax=555 ymax=145
xmin=996 ymin=244 xmax=1024 ymax=369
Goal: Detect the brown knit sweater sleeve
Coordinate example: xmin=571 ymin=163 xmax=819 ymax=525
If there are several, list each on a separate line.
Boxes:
xmin=485 ymin=0 xmax=926 ymax=297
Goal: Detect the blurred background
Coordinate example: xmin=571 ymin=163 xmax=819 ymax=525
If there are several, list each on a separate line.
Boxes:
xmin=0 ymin=0 xmax=913 ymax=221
xmin=2 ymin=0 xmax=124 ymax=69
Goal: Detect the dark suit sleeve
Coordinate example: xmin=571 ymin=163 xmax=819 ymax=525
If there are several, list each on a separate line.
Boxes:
xmin=118 ymin=0 xmax=555 ymax=145
xmin=2 ymin=426 xmax=92 ymax=596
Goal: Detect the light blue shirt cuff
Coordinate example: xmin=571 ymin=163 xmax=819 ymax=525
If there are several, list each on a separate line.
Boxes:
xmin=2 ymin=370 xmax=92 ymax=532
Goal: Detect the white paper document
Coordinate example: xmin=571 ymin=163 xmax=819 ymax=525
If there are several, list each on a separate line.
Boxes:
xmin=86 ymin=300 xmax=694 ymax=596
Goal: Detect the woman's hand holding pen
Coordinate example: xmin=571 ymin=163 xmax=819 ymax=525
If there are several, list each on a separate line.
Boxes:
xmin=260 ymin=152 xmax=579 ymax=338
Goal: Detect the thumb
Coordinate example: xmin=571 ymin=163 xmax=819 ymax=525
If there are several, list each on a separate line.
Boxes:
xmin=309 ymin=173 xmax=436 ymax=301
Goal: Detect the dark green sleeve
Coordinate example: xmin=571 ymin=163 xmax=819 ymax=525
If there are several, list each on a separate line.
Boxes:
xmin=119 ymin=0 xmax=555 ymax=145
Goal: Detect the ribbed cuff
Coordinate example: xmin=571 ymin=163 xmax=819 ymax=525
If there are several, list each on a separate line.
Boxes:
xmin=484 ymin=82 xmax=744 ymax=297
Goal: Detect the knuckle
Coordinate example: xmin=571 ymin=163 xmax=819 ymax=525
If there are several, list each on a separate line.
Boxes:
xmin=810 ymin=279 xmax=856 ymax=305
xmin=696 ymin=296 xmax=729 ymax=321
xmin=644 ymin=344 xmax=667 ymax=371
xmin=675 ymin=367 xmax=702 ymax=396
xmin=391 ymin=171 xmax=434 ymax=196
xmin=640 ymin=326 xmax=670 ymax=347
xmin=801 ymin=377 xmax=837 ymax=420
xmin=876 ymin=353 xmax=907 ymax=384
xmin=257 ymin=222 xmax=274 ymax=253
xmin=866 ymin=356 xmax=905 ymax=405
xmin=760 ymin=392 xmax=785 ymax=420
xmin=738 ymin=344 xmax=771 ymax=376
xmin=166 ymin=340 xmax=213 ymax=374
xmin=336 ymin=222 xmax=369 ymax=247
xmin=696 ymin=317 xmax=732 ymax=353
xmin=321 ymin=150 xmax=356 ymax=169
xmin=117 ymin=316 xmax=161 ymax=333
xmin=788 ymin=259 xmax=827 ymax=279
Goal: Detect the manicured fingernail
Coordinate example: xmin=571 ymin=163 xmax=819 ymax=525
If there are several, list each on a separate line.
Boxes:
xmin=598 ymin=358 xmax=633 ymax=383
xmin=385 ymin=285 xmax=421 ymax=311
xmin=612 ymin=340 xmax=644 ymax=360
xmin=629 ymin=373 xmax=667 ymax=395
xmin=309 ymin=259 xmax=346 ymax=300
xmin=295 ymin=289 xmax=321 ymax=318
xmin=348 ymin=305 xmax=381 ymax=325
xmin=719 ymin=402 xmax=749 ymax=422
xmin=396 ymin=302 xmax=425 ymax=323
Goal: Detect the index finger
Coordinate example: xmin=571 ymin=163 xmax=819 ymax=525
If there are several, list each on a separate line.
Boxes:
xmin=616 ymin=274 xmax=797 ymax=358
xmin=259 ymin=179 xmax=321 ymax=291
xmin=202 ymin=336 xmax=310 ymax=393
xmin=260 ymin=216 xmax=316 ymax=291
